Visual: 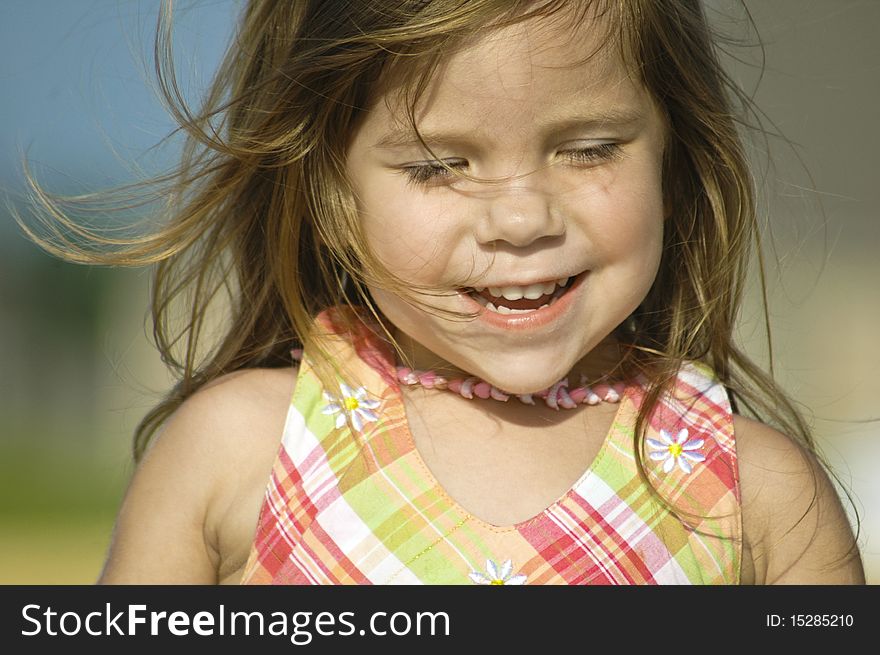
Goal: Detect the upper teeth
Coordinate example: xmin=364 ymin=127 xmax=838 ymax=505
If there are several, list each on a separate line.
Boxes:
xmin=473 ymin=277 xmax=570 ymax=301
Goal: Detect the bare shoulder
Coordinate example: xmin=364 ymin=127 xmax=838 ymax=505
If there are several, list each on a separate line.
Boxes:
xmin=99 ymin=366 xmax=298 ymax=584
xmin=733 ymin=414 xmax=864 ymax=584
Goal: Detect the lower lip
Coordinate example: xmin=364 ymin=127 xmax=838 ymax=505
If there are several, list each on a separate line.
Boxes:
xmin=457 ymin=271 xmax=588 ymax=332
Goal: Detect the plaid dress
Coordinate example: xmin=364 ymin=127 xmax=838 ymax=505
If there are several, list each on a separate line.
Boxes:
xmin=241 ymin=307 xmax=741 ymax=585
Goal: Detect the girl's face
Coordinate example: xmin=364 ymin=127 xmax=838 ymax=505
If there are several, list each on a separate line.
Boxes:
xmin=345 ymin=13 xmax=667 ymax=394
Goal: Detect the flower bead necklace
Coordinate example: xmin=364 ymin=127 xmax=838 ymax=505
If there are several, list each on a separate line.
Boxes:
xmin=394 ymin=366 xmax=625 ymax=410
xmin=291 ymin=347 xmax=624 ymax=410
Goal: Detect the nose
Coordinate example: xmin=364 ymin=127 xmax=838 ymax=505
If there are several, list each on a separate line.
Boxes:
xmin=474 ymin=181 xmax=565 ymax=248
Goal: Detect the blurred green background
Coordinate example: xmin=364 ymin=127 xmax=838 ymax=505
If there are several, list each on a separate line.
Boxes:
xmin=1 ymin=0 xmax=877 ymax=584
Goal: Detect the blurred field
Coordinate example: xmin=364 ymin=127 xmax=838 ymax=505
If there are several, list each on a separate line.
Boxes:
xmin=0 ymin=439 xmax=127 ymax=584
xmin=0 ymin=249 xmax=161 ymax=585
xmin=2 ymin=519 xmax=115 ymax=584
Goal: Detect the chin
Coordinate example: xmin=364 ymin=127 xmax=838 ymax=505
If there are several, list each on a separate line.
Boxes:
xmin=465 ymin=356 xmax=577 ymax=395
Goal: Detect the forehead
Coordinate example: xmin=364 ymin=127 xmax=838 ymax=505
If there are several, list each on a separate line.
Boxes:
xmin=445 ymin=9 xmax=621 ymax=99
xmin=363 ymin=8 xmax=649 ymax=145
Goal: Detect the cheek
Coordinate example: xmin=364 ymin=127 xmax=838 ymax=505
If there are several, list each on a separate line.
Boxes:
xmin=572 ymin=161 xmax=665 ymax=306
xmin=354 ymin=171 xmax=465 ymax=284
xmin=580 ymin=162 xmax=665 ymax=257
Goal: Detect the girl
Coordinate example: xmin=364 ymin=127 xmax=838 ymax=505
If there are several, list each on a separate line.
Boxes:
xmin=25 ymin=0 xmax=863 ymax=585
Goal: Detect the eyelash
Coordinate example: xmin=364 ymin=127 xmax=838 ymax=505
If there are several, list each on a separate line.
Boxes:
xmin=402 ymin=160 xmax=469 ymax=185
xmin=565 ymin=142 xmax=622 ymax=165
xmin=401 ymin=143 xmax=622 ymax=186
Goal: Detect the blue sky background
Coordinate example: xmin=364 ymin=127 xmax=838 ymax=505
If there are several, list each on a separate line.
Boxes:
xmin=0 ymin=0 xmax=234 ymax=191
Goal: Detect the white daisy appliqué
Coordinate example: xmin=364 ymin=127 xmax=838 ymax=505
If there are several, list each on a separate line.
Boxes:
xmin=321 ymin=383 xmax=380 ymax=432
xmin=647 ymin=428 xmax=706 ymax=474
xmin=468 ymin=559 xmax=527 ymax=586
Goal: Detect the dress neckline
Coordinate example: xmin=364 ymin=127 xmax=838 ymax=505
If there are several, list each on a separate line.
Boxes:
xmin=389 ymin=374 xmax=633 ymax=532
xmin=315 ymin=306 xmax=638 ymax=533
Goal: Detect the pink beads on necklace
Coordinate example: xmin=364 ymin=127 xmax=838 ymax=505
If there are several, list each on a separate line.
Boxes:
xmin=291 ymin=345 xmax=624 ymax=410
xmin=395 ymin=366 xmax=625 ymax=410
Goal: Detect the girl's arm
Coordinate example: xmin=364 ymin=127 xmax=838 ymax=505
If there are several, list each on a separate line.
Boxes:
xmin=97 ymin=368 xmax=297 ymax=584
xmin=735 ymin=415 xmax=865 ymax=585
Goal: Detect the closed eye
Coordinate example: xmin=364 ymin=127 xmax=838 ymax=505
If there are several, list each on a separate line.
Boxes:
xmin=400 ymin=143 xmax=621 ymax=187
xmin=401 ymin=159 xmax=468 ymax=186
xmin=560 ymin=142 xmax=622 ymax=165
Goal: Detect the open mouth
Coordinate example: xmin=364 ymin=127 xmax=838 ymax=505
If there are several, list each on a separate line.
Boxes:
xmin=461 ymin=276 xmax=575 ymax=315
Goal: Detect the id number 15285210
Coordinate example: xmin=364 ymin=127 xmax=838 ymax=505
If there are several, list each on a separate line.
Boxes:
xmin=765 ymin=614 xmax=854 ymax=628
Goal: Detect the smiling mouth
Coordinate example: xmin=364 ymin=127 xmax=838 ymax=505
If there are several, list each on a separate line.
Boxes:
xmin=461 ymin=276 xmax=575 ymax=315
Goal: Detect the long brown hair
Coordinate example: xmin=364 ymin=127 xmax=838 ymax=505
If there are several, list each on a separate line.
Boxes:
xmin=18 ymin=0 xmax=859 ymax=556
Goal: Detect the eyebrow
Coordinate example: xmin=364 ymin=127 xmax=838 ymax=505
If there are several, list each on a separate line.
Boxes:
xmin=372 ymin=108 xmax=645 ymax=150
